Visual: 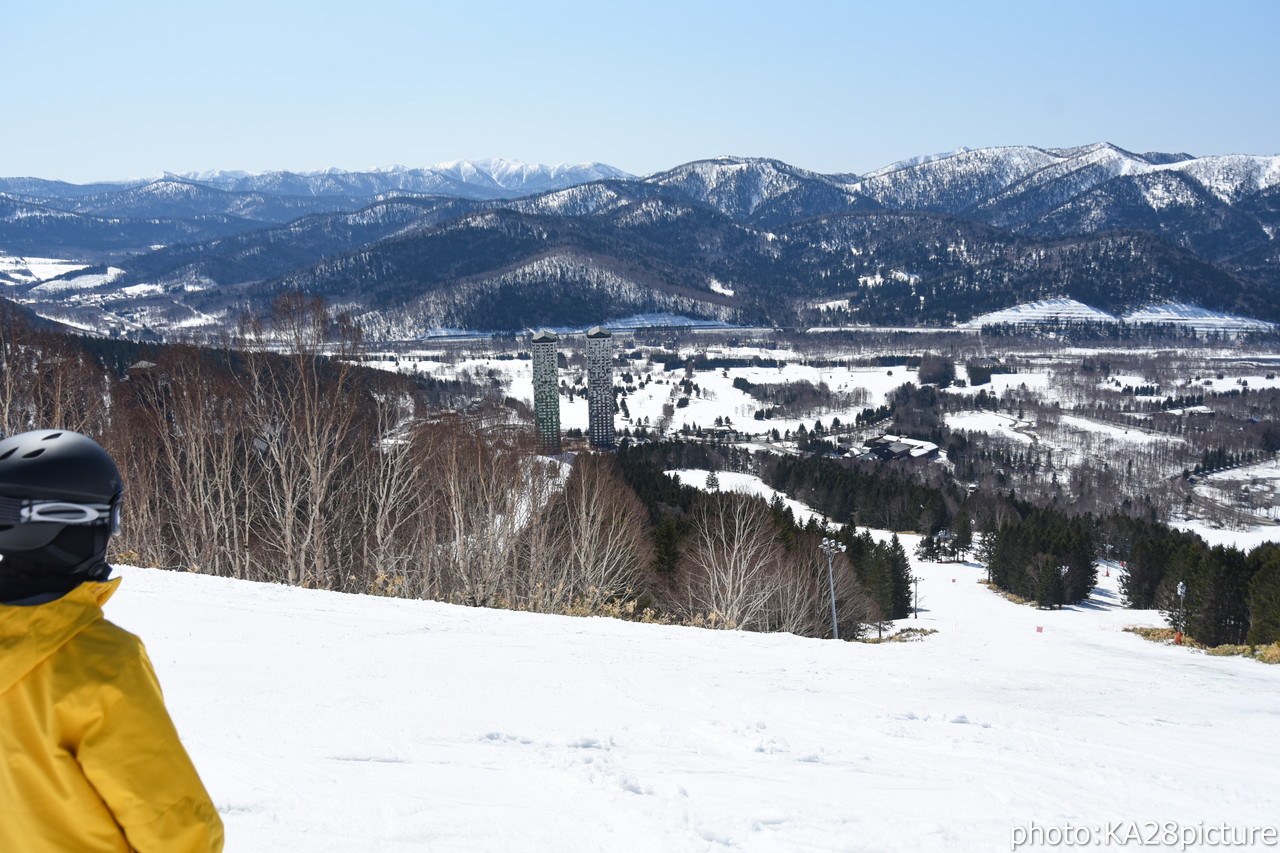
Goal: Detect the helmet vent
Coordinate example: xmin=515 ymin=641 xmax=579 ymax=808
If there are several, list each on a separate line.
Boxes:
xmin=0 ymin=448 xmax=14 ymax=461
xmin=23 ymin=448 xmax=46 ymax=459
xmin=42 ymin=433 xmax=63 ymax=441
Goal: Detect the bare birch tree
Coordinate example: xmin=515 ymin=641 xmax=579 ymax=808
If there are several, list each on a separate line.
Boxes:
xmin=0 ymin=304 xmax=103 ymax=438
xmin=356 ymin=391 xmax=436 ymax=594
xmin=431 ymin=425 xmax=538 ymax=606
xmin=238 ymin=293 xmax=366 ymax=587
xmin=532 ymin=453 xmax=652 ymax=612
xmin=676 ymin=493 xmax=784 ymax=631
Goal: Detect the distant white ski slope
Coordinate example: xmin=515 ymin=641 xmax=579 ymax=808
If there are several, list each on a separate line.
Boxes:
xmin=0 ymin=254 xmax=90 ymax=285
xmin=963 ymin=298 xmax=1275 ymax=334
xmin=667 ymin=468 xmax=829 ymax=525
xmin=1124 ymin=301 xmax=1277 ymax=333
xmin=960 ymin=298 xmax=1118 ymax=327
xmin=105 ymin=553 xmax=1278 ymax=852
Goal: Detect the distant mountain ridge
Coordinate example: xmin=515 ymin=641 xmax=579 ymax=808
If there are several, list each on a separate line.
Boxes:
xmin=175 ymin=158 xmax=632 ymax=199
xmin=2 ymin=145 xmax=1278 ymax=339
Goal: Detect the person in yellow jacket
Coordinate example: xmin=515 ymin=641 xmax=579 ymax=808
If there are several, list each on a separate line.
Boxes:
xmin=0 ymin=429 xmax=224 ymax=852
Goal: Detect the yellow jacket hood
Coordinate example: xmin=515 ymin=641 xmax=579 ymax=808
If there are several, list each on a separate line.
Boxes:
xmin=0 ymin=576 xmax=224 ymax=852
xmin=0 ymin=577 xmax=120 ymax=695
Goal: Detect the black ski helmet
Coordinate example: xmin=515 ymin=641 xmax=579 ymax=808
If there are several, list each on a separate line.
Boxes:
xmin=0 ymin=430 xmax=123 ymax=554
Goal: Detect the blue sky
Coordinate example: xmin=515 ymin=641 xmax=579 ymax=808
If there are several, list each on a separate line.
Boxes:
xmin=6 ymin=0 xmax=1277 ymax=182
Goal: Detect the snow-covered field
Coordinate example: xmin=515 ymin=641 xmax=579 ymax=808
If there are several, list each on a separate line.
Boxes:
xmin=1057 ymin=415 xmax=1168 ymax=444
xmin=949 ymin=370 xmax=1053 ymax=397
xmin=945 ymin=411 xmax=1035 ymax=444
xmin=0 ymin=254 xmax=90 ymax=285
xmin=29 ymin=266 xmax=124 ymax=293
xmin=106 ymin=552 xmax=1279 ymax=852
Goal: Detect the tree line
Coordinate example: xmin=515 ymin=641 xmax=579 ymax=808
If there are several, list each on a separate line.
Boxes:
xmin=638 ymin=435 xmax=1280 ymax=645
xmin=6 ymin=296 xmax=1279 ymax=646
xmin=2 ymin=298 xmax=876 ymax=639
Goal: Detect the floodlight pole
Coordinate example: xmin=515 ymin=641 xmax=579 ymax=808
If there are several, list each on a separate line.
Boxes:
xmin=820 ymin=537 xmax=846 ymax=640
xmin=1176 ymin=581 xmax=1187 ymax=642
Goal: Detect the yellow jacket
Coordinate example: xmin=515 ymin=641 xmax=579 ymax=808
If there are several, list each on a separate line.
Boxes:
xmin=0 ymin=578 xmax=224 ymax=852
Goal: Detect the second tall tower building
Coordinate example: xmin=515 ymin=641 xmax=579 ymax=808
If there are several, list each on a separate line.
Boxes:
xmin=585 ymin=326 xmax=615 ymax=449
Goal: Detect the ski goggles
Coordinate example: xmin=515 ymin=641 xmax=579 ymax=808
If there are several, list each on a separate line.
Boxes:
xmin=0 ymin=495 xmax=120 ymax=533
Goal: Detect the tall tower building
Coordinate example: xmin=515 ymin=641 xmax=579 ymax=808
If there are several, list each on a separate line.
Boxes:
xmin=585 ymin=326 xmax=615 ymax=449
xmin=531 ymin=330 xmax=561 ymax=455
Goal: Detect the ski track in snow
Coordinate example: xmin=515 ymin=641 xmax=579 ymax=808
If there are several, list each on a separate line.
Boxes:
xmin=104 ymin=548 xmax=1279 ymax=852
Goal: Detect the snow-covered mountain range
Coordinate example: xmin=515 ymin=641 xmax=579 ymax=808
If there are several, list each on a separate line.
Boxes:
xmin=172 ymin=158 xmax=633 ymax=199
xmin=3 ymin=145 xmax=1278 ymax=339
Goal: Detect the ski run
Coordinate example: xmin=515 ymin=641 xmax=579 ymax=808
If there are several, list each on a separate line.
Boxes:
xmin=107 ymin=529 xmax=1278 ymax=852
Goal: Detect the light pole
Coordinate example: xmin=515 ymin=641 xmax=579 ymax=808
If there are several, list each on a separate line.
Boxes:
xmin=820 ymin=537 xmax=846 ymax=640
xmin=1176 ymin=580 xmax=1187 ymax=643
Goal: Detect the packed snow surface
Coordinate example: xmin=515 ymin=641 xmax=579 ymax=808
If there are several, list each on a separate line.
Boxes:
xmin=104 ymin=557 xmax=1278 ymax=852
xmin=961 ymin=299 xmax=1118 ymax=328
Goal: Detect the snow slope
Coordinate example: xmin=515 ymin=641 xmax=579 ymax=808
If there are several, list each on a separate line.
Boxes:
xmin=1122 ymin=303 xmax=1276 ymax=334
xmin=666 ymin=468 xmax=829 ymax=526
xmin=0 ymin=254 xmax=89 ymax=285
xmin=960 ymin=298 xmax=1118 ymax=328
xmin=960 ymin=299 xmax=1276 ymax=334
xmin=103 ymin=556 xmax=1278 ymax=852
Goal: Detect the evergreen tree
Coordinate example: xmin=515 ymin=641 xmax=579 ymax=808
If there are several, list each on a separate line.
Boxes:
xmin=1123 ymin=533 xmax=1171 ymax=609
xmin=1201 ymin=546 xmax=1253 ymax=646
xmin=951 ymin=509 xmax=973 ymax=559
xmin=1034 ymin=555 xmax=1066 ymax=609
xmin=769 ymin=496 xmax=799 ymax=551
xmin=915 ymin=535 xmax=940 ymax=562
xmin=889 ymin=535 xmax=913 ymax=619
xmin=1157 ymin=545 xmax=1253 ymax=645
xmin=1246 ymin=545 xmax=1280 ymax=645
xmin=651 ymin=515 xmax=683 ymax=577
xmin=988 ymin=522 xmax=1024 ymax=593
xmin=1061 ymin=517 xmax=1098 ymax=604
xmin=1159 ymin=544 xmax=1203 ymax=636
xmin=841 ymin=528 xmax=876 ymax=567
xmin=853 ymin=544 xmax=893 ymax=625
xmin=976 ymin=519 xmax=999 ymax=573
